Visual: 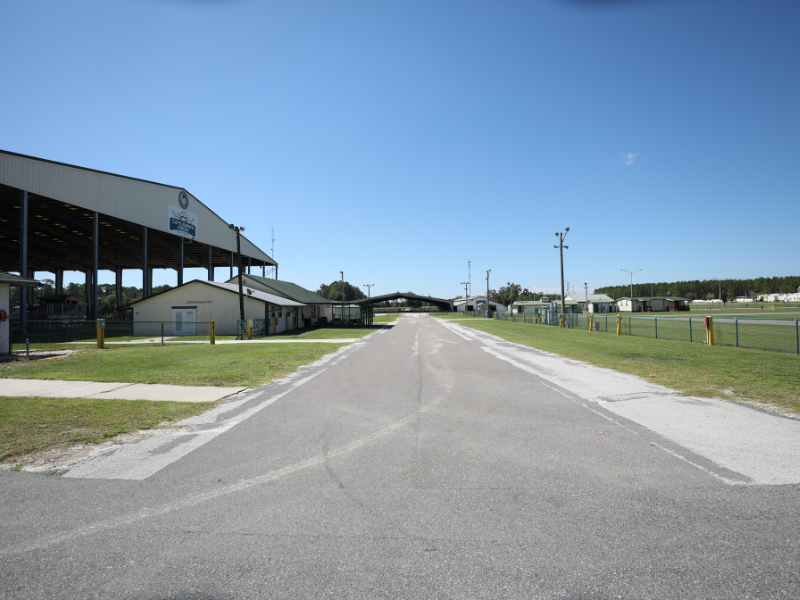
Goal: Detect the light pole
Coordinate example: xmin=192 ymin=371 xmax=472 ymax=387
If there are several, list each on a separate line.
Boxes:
xmin=362 ymin=284 xmax=374 ymax=300
xmin=554 ymin=227 xmax=569 ymax=327
xmin=621 ymin=268 xmax=642 ymax=309
xmin=486 ymin=269 xmax=491 ymax=314
xmin=584 ymin=282 xmax=588 ymax=308
xmin=229 ymin=224 xmax=246 ymax=322
xmin=340 ymin=271 xmax=345 ymax=321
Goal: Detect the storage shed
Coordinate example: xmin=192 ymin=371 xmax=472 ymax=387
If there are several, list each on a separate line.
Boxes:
xmin=228 ymin=274 xmax=333 ymax=328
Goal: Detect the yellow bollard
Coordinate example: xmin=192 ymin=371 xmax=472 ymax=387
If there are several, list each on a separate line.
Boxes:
xmin=589 ymin=314 xmax=594 ymax=332
xmin=523 ymin=313 xmax=526 ymax=324
xmin=559 ymin=314 xmax=563 ymax=328
xmin=616 ymin=314 xmax=622 ymax=335
xmin=247 ymin=320 xmax=252 ymax=340
xmin=538 ymin=313 xmax=542 ymax=325
xmin=705 ymin=316 xmax=714 ymax=346
xmin=210 ymin=320 xmax=215 ymax=345
xmin=96 ymin=319 xmax=104 ymax=349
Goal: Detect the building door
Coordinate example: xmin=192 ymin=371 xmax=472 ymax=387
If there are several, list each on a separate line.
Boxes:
xmin=172 ymin=308 xmax=196 ymax=336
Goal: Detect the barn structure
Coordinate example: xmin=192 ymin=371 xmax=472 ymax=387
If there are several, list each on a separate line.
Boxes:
xmin=0 ymin=150 xmax=277 ymax=333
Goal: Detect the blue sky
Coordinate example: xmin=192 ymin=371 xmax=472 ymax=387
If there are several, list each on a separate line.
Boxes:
xmin=2 ymin=0 xmax=798 ymax=298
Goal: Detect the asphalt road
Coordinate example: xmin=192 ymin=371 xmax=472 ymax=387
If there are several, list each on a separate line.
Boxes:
xmin=1 ymin=315 xmax=798 ymax=599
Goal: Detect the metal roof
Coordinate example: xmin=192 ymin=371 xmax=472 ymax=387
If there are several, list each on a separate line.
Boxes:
xmin=0 ymin=270 xmax=40 ymax=286
xmin=126 ymin=279 xmax=305 ymax=308
xmin=513 ymin=301 xmax=549 ymax=306
xmin=0 ymin=149 xmax=276 ymax=274
xmin=617 ymin=296 xmax=688 ymax=302
xmin=235 ymin=274 xmax=333 ymax=304
xmin=355 ymin=292 xmax=454 ymax=309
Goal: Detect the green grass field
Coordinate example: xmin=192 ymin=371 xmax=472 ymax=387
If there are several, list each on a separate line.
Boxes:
xmin=0 ymin=342 xmax=347 ymax=388
xmin=373 ymin=314 xmax=399 ymax=323
xmin=0 ymin=396 xmax=219 ymax=463
xmin=457 ymin=319 xmax=800 ymax=414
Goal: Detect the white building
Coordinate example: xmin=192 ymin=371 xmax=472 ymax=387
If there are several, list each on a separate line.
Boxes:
xmin=0 ymin=271 xmax=40 ymax=354
xmin=616 ymin=296 xmax=690 ymax=312
xmin=453 ymin=296 xmax=507 ymax=313
xmin=566 ymin=294 xmax=616 ymax=313
xmin=229 ymin=274 xmax=334 ymax=327
xmin=128 ymin=279 xmax=306 ymax=336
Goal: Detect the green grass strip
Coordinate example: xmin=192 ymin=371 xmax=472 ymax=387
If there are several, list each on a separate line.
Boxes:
xmin=458 ymin=320 xmax=800 ymax=414
xmin=0 ymin=396 xmax=218 ymax=461
xmin=0 ymin=343 xmax=347 ymax=388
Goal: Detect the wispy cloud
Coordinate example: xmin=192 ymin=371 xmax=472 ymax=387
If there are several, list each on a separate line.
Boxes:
xmin=623 ymin=152 xmax=638 ymax=166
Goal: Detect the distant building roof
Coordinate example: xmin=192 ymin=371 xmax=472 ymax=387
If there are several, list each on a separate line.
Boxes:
xmin=0 ymin=271 xmax=40 ymax=286
xmin=235 ymin=274 xmax=333 ymax=305
xmin=616 ymin=296 xmax=688 ymax=302
xmin=513 ymin=300 xmax=549 ymax=306
xmin=566 ymin=294 xmax=614 ymax=303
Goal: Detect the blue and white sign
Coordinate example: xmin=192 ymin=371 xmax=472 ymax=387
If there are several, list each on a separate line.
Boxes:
xmin=178 ymin=191 xmax=189 ymax=209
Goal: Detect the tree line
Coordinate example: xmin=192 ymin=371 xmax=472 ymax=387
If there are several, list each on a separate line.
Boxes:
xmin=9 ymin=280 xmax=173 ymax=314
xmin=594 ymin=275 xmax=800 ymax=302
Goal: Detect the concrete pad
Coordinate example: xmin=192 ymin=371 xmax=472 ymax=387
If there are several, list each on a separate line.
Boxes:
xmin=95 ymin=383 xmax=245 ymax=403
xmin=0 ymin=379 xmax=134 ymax=398
xmin=0 ymin=378 xmax=245 ymax=403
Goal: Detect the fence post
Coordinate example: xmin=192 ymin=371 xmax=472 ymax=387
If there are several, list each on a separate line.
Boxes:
xmin=654 ymin=317 xmax=658 ymax=340
xmin=210 ymin=320 xmax=216 ymax=345
xmin=26 ymin=338 xmax=30 ymax=360
xmin=796 ymin=319 xmax=799 ymax=355
xmin=628 ymin=316 xmax=631 ymax=335
xmin=161 ymin=322 xmax=164 ymax=345
xmin=735 ymin=318 xmax=738 ymax=348
xmin=689 ymin=317 xmax=692 ymax=342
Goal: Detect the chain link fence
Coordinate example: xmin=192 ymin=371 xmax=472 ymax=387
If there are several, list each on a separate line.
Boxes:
xmin=489 ymin=313 xmax=800 ymax=355
xmin=10 ymin=320 xmax=214 ymax=354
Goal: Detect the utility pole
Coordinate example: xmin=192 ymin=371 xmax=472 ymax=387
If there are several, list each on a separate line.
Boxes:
xmin=340 ymin=271 xmax=345 ymax=321
xmin=468 ymin=261 xmax=471 ymax=297
xmin=584 ymin=282 xmax=588 ymax=307
xmin=621 ymin=268 xmax=642 ymax=307
xmin=362 ymin=284 xmax=374 ymax=300
xmin=554 ymin=227 xmax=569 ymax=326
xmin=229 ymin=224 xmax=246 ymax=322
xmin=461 ymin=281 xmax=469 ymax=301
xmin=486 ymin=269 xmax=491 ymax=314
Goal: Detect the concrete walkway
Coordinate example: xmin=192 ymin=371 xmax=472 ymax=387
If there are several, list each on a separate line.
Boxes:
xmin=0 ymin=378 xmax=245 ymax=402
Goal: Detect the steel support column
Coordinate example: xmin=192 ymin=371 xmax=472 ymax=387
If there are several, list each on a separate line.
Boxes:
xmin=115 ymin=266 xmax=123 ymax=310
xmin=208 ymin=245 xmax=213 ymax=281
xmin=230 ymin=252 xmax=234 ymax=280
xmin=262 ymin=264 xmax=265 ymax=277
xmin=248 ymin=256 xmax=251 ymax=275
xmin=92 ymin=212 xmax=99 ymax=320
xmin=178 ymin=237 xmax=184 ymax=286
xmin=55 ymin=269 xmax=63 ymax=295
xmin=20 ymin=191 xmax=28 ymax=335
xmin=142 ymin=226 xmax=148 ymax=298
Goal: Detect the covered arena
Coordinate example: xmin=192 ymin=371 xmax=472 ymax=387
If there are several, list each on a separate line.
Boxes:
xmin=0 ymin=150 xmax=276 ymax=332
xmin=355 ymin=292 xmax=454 ymax=312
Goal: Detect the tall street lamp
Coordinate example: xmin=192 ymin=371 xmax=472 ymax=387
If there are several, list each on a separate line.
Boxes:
xmin=486 ymin=269 xmax=491 ymax=314
xmin=229 ymin=224 xmax=246 ymax=322
xmin=363 ymin=284 xmax=374 ymax=300
xmin=621 ymin=268 xmax=642 ymax=305
xmin=340 ymin=271 xmax=345 ymax=322
xmin=554 ymin=227 xmax=569 ymax=327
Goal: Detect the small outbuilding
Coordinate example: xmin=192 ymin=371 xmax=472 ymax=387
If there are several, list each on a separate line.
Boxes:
xmin=128 ymin=279 xmax=306 ymax=336
xmin=511 ymin=300 xmax=549 ymax=315
xmin=454 ymin=296 xmax=507 ymax=313
xmin=617 ymin=296 xmax=689 ymax=312
xmin=0 ymin=271 xmax=40 ymax=354
xmin=227 ymin=274 xmax=333 ymax=327
xmin=566 ymin=294 xmax=616 ymax=313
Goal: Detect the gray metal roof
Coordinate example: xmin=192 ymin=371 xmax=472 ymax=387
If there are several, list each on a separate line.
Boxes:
xmin=0 ymin=271 xmax=40 ymax=286
xmin=0 ymin=149 xmax=275 ymax=267
xmin=126 ymin=279 xmax=305 ymax=308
